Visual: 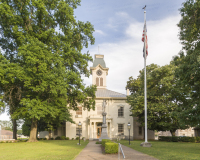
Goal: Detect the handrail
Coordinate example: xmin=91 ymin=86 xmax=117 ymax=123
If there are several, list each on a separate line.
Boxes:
xmin=118 ymin=143 xmax=125 ymax=160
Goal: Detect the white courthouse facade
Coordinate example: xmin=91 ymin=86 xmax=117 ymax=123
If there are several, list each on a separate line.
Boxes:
xmin=39 ymin=54 xmax=154 ymax=140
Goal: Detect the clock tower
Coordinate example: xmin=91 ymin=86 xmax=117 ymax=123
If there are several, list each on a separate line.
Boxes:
xmin=90 ymin=54 xmax=109 ymax=89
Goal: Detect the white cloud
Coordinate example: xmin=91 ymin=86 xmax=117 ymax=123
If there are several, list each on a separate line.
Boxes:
xmin=94 ymin=30 xmax=106 ymax=36
xmin=116 ymin=12 xmax=129 ymax=18
xmin=83 ymin=14 xmax=182 ymax=95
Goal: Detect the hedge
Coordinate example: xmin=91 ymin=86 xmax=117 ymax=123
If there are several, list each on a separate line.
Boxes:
xmin=102 ymin=139 xmax=111 ymax=147
xmin=105 ymin=143 xmax=118 ymax=154
xmin=60 ymin=136 xmax=66 ymax=140
xmin=55 ymin=136 xmax=61 ymax=140
xmin=195 ymin=137 xmax=200 ymax=143
xmin=159 ymin=136 xmax=198 ymax=142
xmin=180 ymin=137 xmax=195 ymax=142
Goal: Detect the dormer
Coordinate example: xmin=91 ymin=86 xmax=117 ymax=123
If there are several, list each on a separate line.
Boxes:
xmin=90 ymin=54 xmax=109 ymax=89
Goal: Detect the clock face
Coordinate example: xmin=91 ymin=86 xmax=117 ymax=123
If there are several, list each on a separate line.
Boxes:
xmin=96 ymin=69 xmax=102 ymax=76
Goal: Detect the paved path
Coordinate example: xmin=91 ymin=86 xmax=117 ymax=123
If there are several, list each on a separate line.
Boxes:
xmin=74 ymin=141 xmax=158 ymax=160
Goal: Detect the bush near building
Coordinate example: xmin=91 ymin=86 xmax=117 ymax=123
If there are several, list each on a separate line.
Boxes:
xmin=102 ymin=139 xmax=111 ymax=147
xmin=105 ymin=142 xmax=118 ymax=154
xmin=159 ymin=136 xmax=200 ymax=142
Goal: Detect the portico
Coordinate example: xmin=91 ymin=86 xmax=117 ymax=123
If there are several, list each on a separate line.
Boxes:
xmin=88 ymin=115 xmax=112 ymax=140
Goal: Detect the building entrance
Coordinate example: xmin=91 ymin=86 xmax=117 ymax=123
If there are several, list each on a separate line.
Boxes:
xmin=97 ymin=123 xmax=102 ymax=139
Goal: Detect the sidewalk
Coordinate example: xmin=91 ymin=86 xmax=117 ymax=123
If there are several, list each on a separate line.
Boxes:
xmin=74 ymin=141 xmax=158 ymax=160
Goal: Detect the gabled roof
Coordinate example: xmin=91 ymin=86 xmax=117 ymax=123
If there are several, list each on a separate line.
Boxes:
xmin=96 ymin=88 xmax=126 ymax=98
xmin=0 ymin=130 xmax=13 ymax=135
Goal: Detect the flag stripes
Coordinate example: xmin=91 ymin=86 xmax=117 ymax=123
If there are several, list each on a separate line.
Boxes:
xmin=142 ymin=22 xmax=148 ymax=57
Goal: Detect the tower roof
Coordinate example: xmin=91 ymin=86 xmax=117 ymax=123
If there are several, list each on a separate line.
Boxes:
xmin=93 ymin=54 xmax=106 ymax=68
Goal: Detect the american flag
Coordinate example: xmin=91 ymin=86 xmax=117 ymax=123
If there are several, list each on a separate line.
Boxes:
xmin=142 ymin=22 xmax=148 ymax=57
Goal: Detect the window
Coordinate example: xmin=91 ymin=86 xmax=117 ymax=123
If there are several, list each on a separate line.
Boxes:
xmin=100 ymin=77 xmax=103 ymax=86
xmin=76 ymin=124 xmax=82 ymax=136
xmin=118 ymin=124 xmax=124 ymax=135
xmin=76 ymin=107 xmax=82 ymax=115
xmin=96 ymin=77 xmax=99 ymax=86
xmin=118 ymin=106 xmax=124 ymax=117
xmin=139 ymin=126 xmax=142 ymax=135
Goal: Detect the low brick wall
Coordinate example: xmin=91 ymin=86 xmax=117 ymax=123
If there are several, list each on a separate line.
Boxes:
xmin=0 ymin=139 xmax=15 ymax=142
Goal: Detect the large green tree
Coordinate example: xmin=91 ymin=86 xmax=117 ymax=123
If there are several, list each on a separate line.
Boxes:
xmin=126 ymin=64 xmax=187 ymax=136
xmin=173 ymin=0 xmax=200 ymax=127
xmin=0 ymin=0 xmax=96 ymax=142
xmin=0 ymin=54 xmax=23 ymax=139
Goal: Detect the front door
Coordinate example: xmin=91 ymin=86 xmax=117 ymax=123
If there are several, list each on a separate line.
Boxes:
xmin=97 ymin=127 xmax=102 ymax=138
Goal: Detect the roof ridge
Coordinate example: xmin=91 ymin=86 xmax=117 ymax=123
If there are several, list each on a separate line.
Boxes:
xmin=105 ymin=89 xmax=126 ymax=96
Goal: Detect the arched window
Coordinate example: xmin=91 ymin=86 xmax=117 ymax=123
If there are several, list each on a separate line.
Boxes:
xmin=96 ymin=77 xmax=99 ymax=86
xmin=100 ymin=77 xmax=103 ymax=86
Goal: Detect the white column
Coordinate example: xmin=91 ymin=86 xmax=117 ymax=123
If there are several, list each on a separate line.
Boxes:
xmin=89 ymin=122 xmax=92 ymax=139
xmin=109 ymin=122 xmax=111 ymax=139
xmin=94 ymin=122 xmax=96 ymax=139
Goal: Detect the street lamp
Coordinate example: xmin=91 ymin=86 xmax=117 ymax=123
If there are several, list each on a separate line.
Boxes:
xmin=78 ymin=121 xmax=82 ymax=145
xmin=127 ymin=122 xmax=131 ymax=145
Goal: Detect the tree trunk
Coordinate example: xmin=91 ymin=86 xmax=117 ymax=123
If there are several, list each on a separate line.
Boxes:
xmin=170 ymin=130 xmax=176 ymax=137
xmin=12 ymin=119 xmax=17 ymax=140
xmin=48 ymin=130 xmax=51 ymax=139
xmin=28 ymin=118 xmax=38 ymax=142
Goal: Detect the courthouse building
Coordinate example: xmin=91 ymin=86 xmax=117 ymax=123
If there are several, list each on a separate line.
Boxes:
xmin=39 ymin=54 xmax=154 ymax=140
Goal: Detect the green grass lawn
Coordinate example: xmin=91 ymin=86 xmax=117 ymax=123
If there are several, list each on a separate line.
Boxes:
xmin=118 ymin=140 xmax=200 ymax=160
xmin=0 ymin=140 xmax=88 ymax=160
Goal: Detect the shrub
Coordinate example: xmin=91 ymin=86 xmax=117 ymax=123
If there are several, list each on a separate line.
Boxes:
xmin=71 ymin=138 xmax=74 ymax=140
xmin=159 ymin=136 xmax=196 ymax=143
xmin=105 ymin=143 xmax=118 ymax=154
xmin=95 ymin=141 xmax=102 ymax=144
xmin=50 ymin=138 xmax=54 ymax=140
xmin=76 ymin=137 xmax=79 ymax=140
xmin=60 ymin=136 xmax=66 ymax=140
xmin=159 ymin=136 xmax=172 ymax=142
xmin=102 ymin=139 xmax=111 ymax=147
xmin=171 ymin=136 xmax=179 ymax=142
xmin=66 ymin=137 xmax=69 ymax=140
xmin=55 ymin=136 xmax=61 ymax=140
xmin=180 ymin=137 xmax=195 ymax=142
xmin=82 ymin=137 xmax=85 ymax=140
xmin=195 ymin=137 xmax=200 ymax=143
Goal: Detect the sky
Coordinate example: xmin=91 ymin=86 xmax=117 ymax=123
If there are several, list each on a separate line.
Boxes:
xmin=0 ymin=0 xmax=186 ymax=121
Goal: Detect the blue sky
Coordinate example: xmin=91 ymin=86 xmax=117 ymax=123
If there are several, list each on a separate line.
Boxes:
xmin=0 ymin=0 xmax=186 ymax=121
xmin=76 ymin=0 xmax=186 ymax=94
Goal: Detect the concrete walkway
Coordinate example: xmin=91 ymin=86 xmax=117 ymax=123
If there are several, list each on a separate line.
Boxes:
xmin=74 ymin=141 xmax=158 ymax=160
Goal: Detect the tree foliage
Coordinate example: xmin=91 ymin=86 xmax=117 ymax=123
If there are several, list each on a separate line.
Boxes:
xmin=0 ymin=0 xmax=96 ymax=142
xmin=0 ymin=120 xmax=13 ymax=131
xmin=126 ymin=63 xmax=187 ymax=135
xmin=173 ymin=0 xmax=200 ymax=127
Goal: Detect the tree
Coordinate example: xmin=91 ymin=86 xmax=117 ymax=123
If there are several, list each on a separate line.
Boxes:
xmin=126 ymin=63 xmax=187 ymax=136
xmin=173 ymin=0 xmax=200 ymax=127
xmin=17 ymin=129 xmax=22 ymax=135
xmin=0 ymin=54 xmax=25 ymax=139
xmin=0 ymin=120 xmax=13 ymax=131
xmin=0 ymin=0 xmax=96 ymax=142
xmin=22 ymin=119 xmax=31 ymax=136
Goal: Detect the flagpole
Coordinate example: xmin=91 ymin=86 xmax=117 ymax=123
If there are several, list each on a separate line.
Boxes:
xmin=141 ymin=6 xmax=151 ymax=147
xmin=144 ymin=10 xmax=148 ymax=143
